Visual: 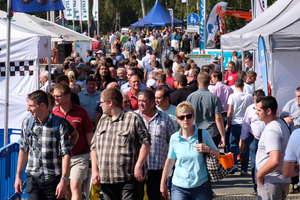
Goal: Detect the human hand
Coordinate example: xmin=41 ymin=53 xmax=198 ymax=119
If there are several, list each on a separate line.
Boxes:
xmin=55 ymin=180 xmax=67 ymax=199
xmin=194 ymin=143 xmax=210 ymax=153
xmin=160 ymin=183 xmax=169 ymax=199
xmin=14 ymin=177 xmax=23 ymax=195
xmin=134 ymin=164 xmax=144 ymax=182
xmin=92 ymin=171 xmax=101 ymax=186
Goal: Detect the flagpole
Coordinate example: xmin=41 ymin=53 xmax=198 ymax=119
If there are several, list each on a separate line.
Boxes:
xmin=87 ymin=0 xmax=90 ymax=37
xmin=4 ymin=0 xmax=12 ymax=146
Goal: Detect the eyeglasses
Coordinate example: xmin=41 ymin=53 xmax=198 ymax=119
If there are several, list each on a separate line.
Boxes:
xmin=100 ymin=101 xmax=107 ymax=104
xmin=177 ymin=114 xmax=193 ymax=120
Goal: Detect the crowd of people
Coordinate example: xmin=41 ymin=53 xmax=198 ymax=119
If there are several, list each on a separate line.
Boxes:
xmin=13 ymin=29 xmax=300 ymax=200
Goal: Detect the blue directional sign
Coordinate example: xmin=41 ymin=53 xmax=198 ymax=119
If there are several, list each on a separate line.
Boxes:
xmin=188 ymin=13 xmax=200 ymax=25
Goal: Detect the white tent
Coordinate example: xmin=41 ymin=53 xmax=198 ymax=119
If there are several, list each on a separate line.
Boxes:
xmin=220 ymin=0 xmax=300 ymax=110
xmin=0 ymin=18 xmax=51 ymax=130
xmin=0 ymin=10 xmax=93 ymax=42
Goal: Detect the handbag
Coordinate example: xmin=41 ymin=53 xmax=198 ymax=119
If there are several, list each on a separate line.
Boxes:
xmin=198 ymin=129 xmax=228 ymax=182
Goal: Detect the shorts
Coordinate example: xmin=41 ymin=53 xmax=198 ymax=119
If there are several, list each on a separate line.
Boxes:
xmin=69 ymin=153 xmax=90 ymax=183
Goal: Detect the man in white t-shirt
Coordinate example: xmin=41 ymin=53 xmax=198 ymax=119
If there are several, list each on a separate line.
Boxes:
xmin=256 ymin=96 xmax=290 ymax=199
xmin=226 ymin=78 xmax=253 ymax=174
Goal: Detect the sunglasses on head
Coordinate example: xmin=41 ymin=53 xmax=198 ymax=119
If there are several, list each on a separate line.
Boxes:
xmin=177 ymin=114 xmax=193 ymax=120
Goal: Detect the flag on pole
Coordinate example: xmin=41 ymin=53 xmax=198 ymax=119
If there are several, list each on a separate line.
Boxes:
xmin=62 ymin=0 xmax=74 ymax=20
xmin=92 ymin=0 xmax=98 ymax=21
xmin=255 ymin=0 xmax=267 ymax=18
xmin=81 ymin=0 xmax=89 ymax=21
xmin=12 ymin=0 xmax=65 ymax=13
xmin=73 ymin=0 xmax=81 ymax=21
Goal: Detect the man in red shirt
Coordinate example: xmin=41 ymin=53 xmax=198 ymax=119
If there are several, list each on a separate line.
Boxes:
xmin=52 ymin=84 xmax=94 ymax=200
xmin=126 ymin=75 xmax=141 ymax=110
xmin=224 ymin=61 xmax=238 ymax=86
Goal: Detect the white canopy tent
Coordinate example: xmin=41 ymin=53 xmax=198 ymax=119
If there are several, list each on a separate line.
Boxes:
xmin=0 ymin=18 xmax=51 ymax=132
xmin=0 ymin=10 xmax=93 ymax=42
xmin=220 ymin=0 xmax=300 ymax=110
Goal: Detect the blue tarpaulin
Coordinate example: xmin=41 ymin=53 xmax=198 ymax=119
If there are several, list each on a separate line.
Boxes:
xmin=131 ymin=0 xmax=183 ymax=27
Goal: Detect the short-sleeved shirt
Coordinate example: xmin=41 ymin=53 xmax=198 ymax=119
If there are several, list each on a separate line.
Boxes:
xmin=135 ymin=109 xmax=176 ymax=170
xmin=78 ymin=89 xmax=101 ymax=122
xmin=209 ymin=81 xmax=233 ymax=112
xmin=157 ymin=104 xmax=179 ymax=131
xmin=224 ymin=71 xmax=238 ymax=86
xmin=163 ymin=36 xmax=170 ymax=46
xmin=284 ymin=128 xmax=300 ymax=165
xmin=280 ymin=98 xmax=300 ymax=132
xmin=168 ymin=126 xmax=217 ymax=188
xmin=126 ymin=89 xmax=140 ymax=111
xmin=256 ymin=119 xmax=291 ymax=184
xmin=53 ymin=104 xmax=94 ymax=156
xmin=187 ymin=88 xmax=223 ymax=137
xmin=20 ymin=114 xmax=72 ymax=179
xmin=170 ymin=88 xmax=192 ymax=106
xmin=91 ymin=110 xmax=151 ymax=184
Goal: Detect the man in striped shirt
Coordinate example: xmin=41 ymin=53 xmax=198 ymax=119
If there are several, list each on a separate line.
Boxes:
xmin=91 ymin=87 xmax=151 ymax=200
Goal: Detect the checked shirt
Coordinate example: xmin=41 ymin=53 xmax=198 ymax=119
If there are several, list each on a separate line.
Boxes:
xmin=20 ymin=113 xmax=72 ymax=180
xmin=91 ymin=109 xmax=151 ymax=184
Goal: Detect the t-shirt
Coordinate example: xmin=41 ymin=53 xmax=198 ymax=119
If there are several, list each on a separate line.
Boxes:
xmin=256 ymin=119 xmax=291 ymax=184
xmin=163 ymin=36 xmax=170 ymax=46
xmin=224 ymin=71 xmax=238 ymax=86
xmin=284 ymin=129 xmax=300 ymax=171
xmin=227 ymin=92 xmax=253 ymax=125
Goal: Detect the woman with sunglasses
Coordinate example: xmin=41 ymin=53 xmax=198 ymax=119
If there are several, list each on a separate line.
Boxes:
xmin=160 ymin=102 xmax=220 ymax=200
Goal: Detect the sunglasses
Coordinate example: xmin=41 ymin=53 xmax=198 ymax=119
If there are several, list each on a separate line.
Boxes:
xmin=177 ymin=114 xmax=193 ymax=120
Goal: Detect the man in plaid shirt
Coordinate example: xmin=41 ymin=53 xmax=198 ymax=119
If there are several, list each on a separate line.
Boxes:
xmin=91 ymin=87 xmax=151 ymax=200
xmin=14 ymin=90 xmax=72 ymax=200
xmin=136 ymin=90 xmax=176 ymax=200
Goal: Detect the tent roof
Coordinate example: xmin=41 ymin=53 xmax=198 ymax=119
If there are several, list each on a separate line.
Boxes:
xmin=0 ymin=18 xmax=51 ymax=62
xmin=221 ymin=0 xmax=296 ymax=50
xmin=0 ymin=10 xmax=93 ymax=42
xmin=131 ymin=0 xmax=182 ymax=27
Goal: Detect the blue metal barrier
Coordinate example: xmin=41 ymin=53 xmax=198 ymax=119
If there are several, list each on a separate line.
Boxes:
xmin=0 ymin=143 xmax=27 ymax=200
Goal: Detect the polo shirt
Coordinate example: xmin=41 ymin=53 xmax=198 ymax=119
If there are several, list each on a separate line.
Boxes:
xmin=126 ymin=89 xmax=140 ymax=111
xmin=53 ymin=103 xmax=94 ymax=156
xmin=170 ymin=88 xmax=192 ymax=106
xmin=168 ymin=126 xmax=217 ymax=188
xmin=78 ymin=89 xmax=101 ymax=122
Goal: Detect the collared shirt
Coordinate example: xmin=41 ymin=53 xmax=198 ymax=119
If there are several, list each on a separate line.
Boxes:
xmin=123 ymin=41 xmax=135 ymax=55
xmin=135 ymin=109 xmax=176 ymax=170
xmin=142 ymin=53 xmax=151 ymax=69
xmin=40 ymin=81 xmax=54 ymax=93
xmin=168 ymin=126 xmax=217 ymax=188
xmin=209 ymin=81 xmax=233 ymax=112
xmin=20 ymin=113 xmax=72 ymax=179
xmin=280 ymin=98 xmax=300 ymax=132
xmin=121 ymin=82 xmax=147 ymax=93
xmin=240 ymin=103 xmax=265 ymax=140
xmin=78 ymin=89 xmax=101 ymax=122
xmin=156 ymin=104 xmax=179 ymax=131
xmin=53 ymin=104 xmax=94 ymax=156
xmin=91 ymin=110 xmax=151 ymax=184
xmin=126 ymin=89 xmax=140 ymax=110
xmin=187 ymin=88 xmax=223 ymax=133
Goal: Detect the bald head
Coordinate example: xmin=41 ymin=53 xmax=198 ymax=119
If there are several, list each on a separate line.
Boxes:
xmin=107 ymin=81 xmax=120 ymax=90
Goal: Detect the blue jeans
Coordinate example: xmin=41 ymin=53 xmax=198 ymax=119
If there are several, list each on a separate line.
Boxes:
xmin=230 ymin=124 xmax=242 ymax=166
xmin=241 ymin=134 xmax=254 ymax=171
xmin=250 ymin=138 xmax=259 ymax=191
xmin=171 ymin=181 xmax=213 ymax=200
xmin=164 ymin=46 xmax=171 ymax=58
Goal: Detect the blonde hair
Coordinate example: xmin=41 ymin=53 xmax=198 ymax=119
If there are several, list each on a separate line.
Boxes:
xmin=67 ymin=71 xmax=76 ymax=82
xmin=175 ymin=102 xmax=195 ymax=117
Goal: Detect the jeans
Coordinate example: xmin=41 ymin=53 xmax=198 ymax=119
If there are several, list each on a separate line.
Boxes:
xmin=171 ymin=181 xmax=213 ymax=200
xmin=241 ymin=134 xmax=254 ymax=171
xmin=250 ymin=137 xmax=259 ymax=191
xmin=164 ymin=46 xmax=171 ymax=58
xmin=26 ymin=174 xmax=65 ymax=200
xmin=230 ymin=124 xmax=242 ymax=166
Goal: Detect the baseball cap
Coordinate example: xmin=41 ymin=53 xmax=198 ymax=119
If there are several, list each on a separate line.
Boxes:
xmin=96 ymin=50 xmax=104 ymax=54
xmin=76 ymin=63 xmax=86 ymax=69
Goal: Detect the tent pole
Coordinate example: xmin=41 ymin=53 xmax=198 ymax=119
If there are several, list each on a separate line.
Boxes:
xmin=4 ymin=0 xmax=12 ymax=146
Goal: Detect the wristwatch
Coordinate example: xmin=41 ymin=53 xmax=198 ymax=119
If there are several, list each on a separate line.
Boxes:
xmin=61 ymin=177 xmax=69 ymax=184
xmin=209 ymin=148 xmax=213 ymax=154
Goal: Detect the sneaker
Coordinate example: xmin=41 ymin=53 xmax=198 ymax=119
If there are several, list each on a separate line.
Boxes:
xmin=240 ymin=170 xmax=249 ymax=176
xmin=229 ymin=166 xmax=238 ymax=174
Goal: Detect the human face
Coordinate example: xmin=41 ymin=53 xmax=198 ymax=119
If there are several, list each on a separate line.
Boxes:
xmin=155 ymin=90 xmax=167 ymax=108
xmin=176 ymin=110 xmax=194 ymax=129
xmin=53 ymin=89 xmax=69 ymax=106
xmin=129 ymin=76 xmax=141 ymax=90
xmin=39 ymin=74 xmax=47 ymax=85
xmin=138 ymin=95 xmax=155 ymax=114
xmin=187 ymin=70 xmax=194 ymax=83
xmin=117 ymin=70 xmax=127 ymax=80
xmin=256 ymin=102 xmax=267 ymax=122
xmin=86 ymin=81 xmax=97 ymax=93
xmin=296 ymin=91 xmax=300 ymax=105
xmin=109 ymin=67 xmax=117 ymax=79
xmin=27 ymin=99 xmax=43 ymax=118
xmin=99 ymin=65 xmax=108 ymax=77
xmin=100 ymin=97 xmax=110 ymax=115
xmin=211 ymin=74 xmax=218 ymax=85
xmin=173 ymin=79 xmax=179 ymax=89
xmin=127 ymin=69 xmax=135 ymax=79
xmin=122 ymin=95 xmax=131 ymax=110
xmin=227 ymin=64 xmax=235 ymax=73
xmin=248 ymin=75 xmax=257 ymax=84
xmin=245 ymin=58 xmax=253 ymax=68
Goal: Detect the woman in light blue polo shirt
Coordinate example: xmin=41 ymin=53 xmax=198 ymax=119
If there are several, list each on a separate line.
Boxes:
xmin=160 ymin=102 xmax=220 ymax=200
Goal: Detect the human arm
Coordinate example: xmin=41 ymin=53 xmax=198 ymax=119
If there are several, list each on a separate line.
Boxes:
xmin=160 ymin=158 xmax=176 ymax=199
xmin=91 ymin=150 xmax=101 ymax=185
xmin=256 ymin=150 xmax=281 ymax=185
xmin=216 ymin=113 xmax=225 ymax=147
xmin=283 ymin=161 xmax=299 ymax=178
xmin=194 ymin=143 xmax=220 ymax=158
xmin=14 ymin=150 xmax=28 ymax=194
xmin=240 ymin=107 xmax=251 ymax=152
xmin=226 ymin=104 xmax=233 ymax=132
xmin=283 ymin=117 xmax=294 ymax=125
xmin=69 ymin=129 xmax=79 ymax=145
xmin=55 ymin=153 xmax=71 ymax=199
xmin=134 ymin=144 xmax=151 ymax=182
xmin=86 ymin=131 xmax=94 ymax=147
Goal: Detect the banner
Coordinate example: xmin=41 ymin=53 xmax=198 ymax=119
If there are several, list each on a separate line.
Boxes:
xmin=258 ymin=36 xmax=269 ymax=96
xmin=82 ymin=0 xmax=89 ymax=21
xmin=12 ymin=0 xmax=64 ymax=13
xmin=199 ymin=0 xmax=205 ymax=50
xmin=62 ymin=0 xmax=74 ymax=20
xmin=73 ymin=0 xmax=81 ymax=21
xmin=206 ymin=2 xmax=228 ymax=46
xmin=255 ymin=0 xmax=267 ymax=18
xmin=92 ymin=0 xmax=98 ymax=21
